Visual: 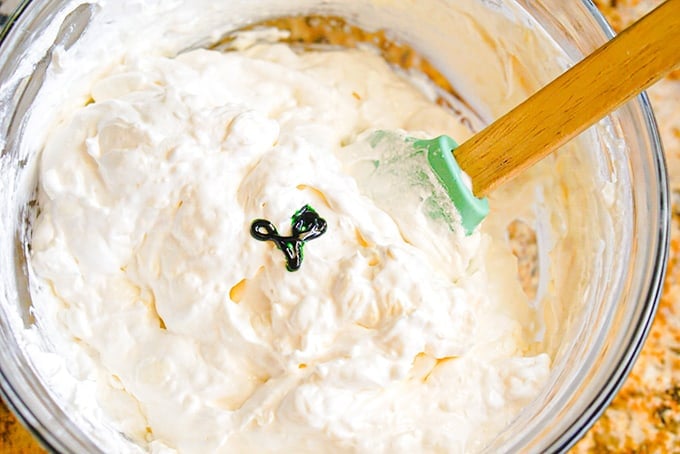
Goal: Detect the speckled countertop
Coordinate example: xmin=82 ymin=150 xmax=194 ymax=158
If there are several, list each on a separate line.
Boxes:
xmin=0 ymin=0 xmax=678 ymax=452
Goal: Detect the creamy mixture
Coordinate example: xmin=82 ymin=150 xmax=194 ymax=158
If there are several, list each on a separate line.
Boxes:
xmin=28 ymin=39 xmax=549 ymax=452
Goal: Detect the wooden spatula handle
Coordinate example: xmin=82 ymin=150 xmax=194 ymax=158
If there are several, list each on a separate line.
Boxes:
xmin=455 ymin=0 xmax=680 ymax=198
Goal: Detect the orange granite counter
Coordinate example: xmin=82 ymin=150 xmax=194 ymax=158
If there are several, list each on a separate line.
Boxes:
xmin=0 ymin=0 xmax=678 ymax=452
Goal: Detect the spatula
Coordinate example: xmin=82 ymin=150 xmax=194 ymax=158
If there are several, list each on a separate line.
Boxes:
xmin=409 ymin=0 xmax=680 ymax=234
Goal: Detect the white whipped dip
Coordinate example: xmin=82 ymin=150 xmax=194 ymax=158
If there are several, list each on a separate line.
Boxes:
xmin=28 ymin=39 xmax=550 ymax=453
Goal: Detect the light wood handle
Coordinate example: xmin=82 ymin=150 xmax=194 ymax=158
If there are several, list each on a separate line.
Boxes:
xmin=455 ymin=0 xmax=680 ymax=197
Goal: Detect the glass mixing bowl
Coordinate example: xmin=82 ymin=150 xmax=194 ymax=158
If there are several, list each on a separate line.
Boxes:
xmin=0 ymin=0 xmax=669 ymax=452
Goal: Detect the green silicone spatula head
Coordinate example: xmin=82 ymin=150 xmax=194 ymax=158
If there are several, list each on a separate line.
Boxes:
xmin=404 ymin=0 xmax=679 ymax=234
xmin=412 ymin=136 xmax=488 ymax=235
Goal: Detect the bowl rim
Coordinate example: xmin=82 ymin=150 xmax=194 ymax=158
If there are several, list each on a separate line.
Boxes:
xmin=544 ymin=2 xmax=670 ymax=451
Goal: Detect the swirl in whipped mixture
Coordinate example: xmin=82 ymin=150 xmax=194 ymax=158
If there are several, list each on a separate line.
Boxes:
xmin=29 ymin=42 xmax=549 ymax=453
